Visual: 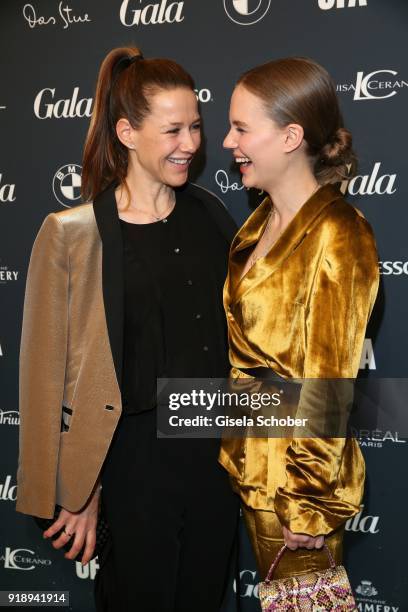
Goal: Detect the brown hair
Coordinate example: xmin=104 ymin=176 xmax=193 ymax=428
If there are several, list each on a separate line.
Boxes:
xmin=81 ymin=46 xmax=195 ymax=201
xmin=237 ymin=57 xmax=357 ymax=184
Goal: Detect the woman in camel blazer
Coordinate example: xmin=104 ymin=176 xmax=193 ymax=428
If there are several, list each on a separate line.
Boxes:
xmin=220 ymin=57 xmax=379 ymax=580
xmin=17 ymin=46 xmax=239 ymax=612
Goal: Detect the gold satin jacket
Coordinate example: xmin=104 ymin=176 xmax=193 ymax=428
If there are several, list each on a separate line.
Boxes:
xmin=219 ymin=184 xmax=379 ymax=536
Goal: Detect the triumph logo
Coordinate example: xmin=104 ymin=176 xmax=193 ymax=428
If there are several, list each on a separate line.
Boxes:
xmin=0 ymin=174 xmax=16 ymax=203
xmin=337 ymin=70 xmax=408 ymax=101
xmin=2 ymin=547 xmax=52 ymax=571
xmin=53 ymin=164 xmax=82 ymax=208
xmin=0 ymin=475 xmax=17 ymax=502
xmin=34 ymin=87 xmax=93 ymax=119
xmin=350 ymin=427 xmax=406 ymax=449
xmin=340 ymin=162 xmax=396 ymax=196
xmin=120 ymin=0 xmax=184 ymax=26
xmin=0 ymin=410 xmax=20 ymax=426
xmin=224 ymin=0 xmax=271 ymax=26
xmin=318 ymin=0 xmax=367 ymax=9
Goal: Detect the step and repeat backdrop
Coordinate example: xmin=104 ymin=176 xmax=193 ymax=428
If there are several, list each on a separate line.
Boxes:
xmin=1 ymin=1 xmax=407 ymax=610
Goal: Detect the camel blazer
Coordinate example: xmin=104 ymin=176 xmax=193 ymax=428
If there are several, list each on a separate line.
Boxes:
xmin=16 ymin=182 xmax=237 ymax=519
xmin=219 ymin=184 xmax=379 ymax=536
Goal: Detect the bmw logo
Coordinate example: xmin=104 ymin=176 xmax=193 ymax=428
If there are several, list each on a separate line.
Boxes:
xmin=223 ymin=0 xmax=271 ymax=25
xmin=52 ymin=164 xmax=82 ymax=208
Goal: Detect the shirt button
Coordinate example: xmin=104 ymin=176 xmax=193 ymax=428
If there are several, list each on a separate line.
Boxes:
xmin=203 ymin=345 xmax=209 ymax=351
xmin=187 ymin=279 xmax=193 ymax=286
xmin=195 ymin=313 xmax=202 ymax=319
xmin=174 ymin=247 xmax=181 ymax=254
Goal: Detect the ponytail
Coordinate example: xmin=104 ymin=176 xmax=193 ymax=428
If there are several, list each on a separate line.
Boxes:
xmin=81 ymin=46 xmax=143 ymax=202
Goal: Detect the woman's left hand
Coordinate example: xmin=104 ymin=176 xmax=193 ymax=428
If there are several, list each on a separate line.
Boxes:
xmin=282 ymin=526 xmax=324 ymax=550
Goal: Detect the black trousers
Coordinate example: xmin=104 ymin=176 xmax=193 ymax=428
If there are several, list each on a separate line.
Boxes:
xmin=95 ymin=409 xmax=239 ymax=612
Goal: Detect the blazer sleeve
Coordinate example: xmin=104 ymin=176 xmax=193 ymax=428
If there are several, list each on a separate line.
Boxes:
xmin=274 ymin=212 xmax=379 ymax=536
xmin=16 ymin=213 xmax=69 ymax=518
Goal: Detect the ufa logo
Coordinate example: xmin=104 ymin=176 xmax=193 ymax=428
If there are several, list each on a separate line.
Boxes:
xmin=318 ymin=0 xmax=367 ymax=9
xmin=120 ymin=0 xmax=184 ymax=26
xmin=53 ymin=164 xmax=82 ymax=208
xmin=76 ymin=557 xmax=99 ymax=580
xmin=224 ymin=0 xmax=271 ymax=25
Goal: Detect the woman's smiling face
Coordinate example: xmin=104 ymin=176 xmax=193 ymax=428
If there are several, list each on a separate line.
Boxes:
xmin=223 ymin=85 xmax=290 ymax=192
xmin=130 ymin=87 xmax=201 ymax=187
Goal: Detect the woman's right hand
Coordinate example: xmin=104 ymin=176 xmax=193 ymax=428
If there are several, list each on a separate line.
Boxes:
xmin=43 ymin=486 xmax=100 ymax=565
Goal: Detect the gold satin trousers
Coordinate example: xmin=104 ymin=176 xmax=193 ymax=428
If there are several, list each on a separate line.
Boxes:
xmin=242 ymin=503 xmax=344 ymax=580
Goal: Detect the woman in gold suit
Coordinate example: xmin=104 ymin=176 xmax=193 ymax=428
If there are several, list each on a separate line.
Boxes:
xmin=219 ymin=57 xmax=379 ymax=580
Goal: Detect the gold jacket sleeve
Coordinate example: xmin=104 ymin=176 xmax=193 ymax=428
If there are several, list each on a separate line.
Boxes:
xmin=274 ymin=213 xmax=379 ymax=536
xmin=17 ymin=214 xmax=69 ymax=518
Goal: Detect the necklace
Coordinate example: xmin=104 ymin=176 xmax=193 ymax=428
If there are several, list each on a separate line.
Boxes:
xmin=122 ymin=190 xmax=176 ymax=223
xmin=131 ymin=197 xmax=175 ymax=222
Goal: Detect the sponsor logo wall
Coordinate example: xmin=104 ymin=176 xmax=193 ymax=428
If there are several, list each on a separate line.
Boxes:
xmin=1 ymin=1 xmax=407 ymax=611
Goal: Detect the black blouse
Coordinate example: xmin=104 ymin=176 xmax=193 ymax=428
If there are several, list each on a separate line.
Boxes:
xmin=120 ymin=190 xmax=230 ymax=414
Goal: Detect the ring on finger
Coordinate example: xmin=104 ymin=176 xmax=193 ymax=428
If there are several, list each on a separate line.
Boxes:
xmin=63 ymin=527 xmax=74 ymax=538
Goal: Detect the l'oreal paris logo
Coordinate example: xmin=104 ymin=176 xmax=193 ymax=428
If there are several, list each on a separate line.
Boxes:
xmin=337 ymin=69 xmax=408 ymax=100
xmin=119 ymin=0 xmax=185 ymax=26
xmin=318 ymin=0 xmax=367 ymax=9
xmin=34 ymin=87 xmax=93 ymax=119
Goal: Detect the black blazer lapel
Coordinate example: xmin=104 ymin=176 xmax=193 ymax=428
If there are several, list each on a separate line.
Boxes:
xmin=92 ymin=184 xmax=124 ymax=390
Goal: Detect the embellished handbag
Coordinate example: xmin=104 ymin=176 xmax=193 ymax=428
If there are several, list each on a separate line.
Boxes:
xmin=259 ymin=544 xmax=357 ymax=611
xmin=34 ymin=504 xmax=110 ymax=563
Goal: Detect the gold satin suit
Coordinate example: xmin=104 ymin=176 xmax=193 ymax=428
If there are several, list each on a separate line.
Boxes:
xmin=219 ymin=184 xmax=379 ymax=578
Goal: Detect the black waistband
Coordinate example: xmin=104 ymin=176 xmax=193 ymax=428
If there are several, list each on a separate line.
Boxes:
xmin=238 ymin=367 xmax=286 ymax=381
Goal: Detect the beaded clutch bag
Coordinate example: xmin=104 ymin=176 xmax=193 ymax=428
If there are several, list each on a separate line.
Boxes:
xmin=259 ymin=544 xmax=357 ymax=611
